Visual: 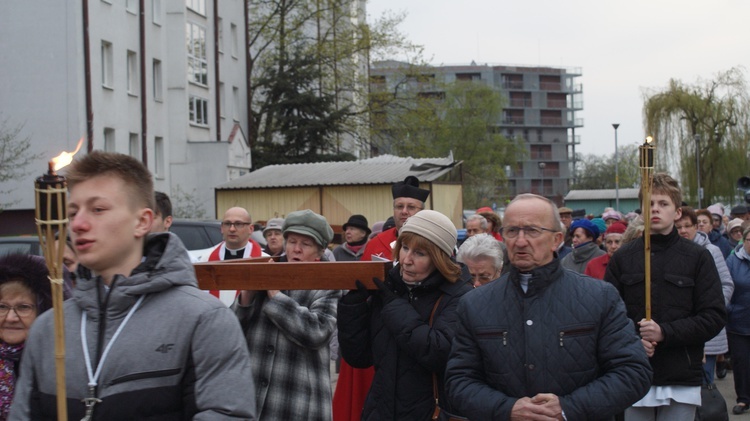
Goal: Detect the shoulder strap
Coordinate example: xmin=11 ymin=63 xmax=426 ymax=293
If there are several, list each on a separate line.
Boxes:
xmin=431 ymin=294 xmax=445 ymax=419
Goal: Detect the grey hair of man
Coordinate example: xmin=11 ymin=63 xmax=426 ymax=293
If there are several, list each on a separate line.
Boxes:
xmin=508 ymin=193 xmax=563 ymax=232
xmin=456 ymin=233 xmax=504 ymax=271
xmin=466 ymin=214 xmax=488 ymax=231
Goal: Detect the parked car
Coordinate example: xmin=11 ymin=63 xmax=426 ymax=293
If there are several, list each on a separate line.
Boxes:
xmin=169 ymin=219 xmax=224 ymax=262
xmin=0 ymin=236 xmax=42 ymax=257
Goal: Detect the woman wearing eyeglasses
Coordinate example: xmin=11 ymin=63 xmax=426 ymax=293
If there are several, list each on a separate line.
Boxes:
xmin=456 ymin=233 xmax=505 ymax=287
xmin=0 ymin=253 xmax=53 ymax=421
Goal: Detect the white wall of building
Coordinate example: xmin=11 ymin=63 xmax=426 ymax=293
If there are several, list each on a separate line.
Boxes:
xmin=0 ymin=0 xmax=249 ymax=225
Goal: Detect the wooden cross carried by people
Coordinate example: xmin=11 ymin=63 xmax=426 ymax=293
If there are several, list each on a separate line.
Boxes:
xmin=194 ymin=257 xmax=392 ymax=291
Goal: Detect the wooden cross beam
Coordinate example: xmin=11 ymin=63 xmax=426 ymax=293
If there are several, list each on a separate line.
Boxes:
xmin=194 ymin=258 xmax=393 ymax=291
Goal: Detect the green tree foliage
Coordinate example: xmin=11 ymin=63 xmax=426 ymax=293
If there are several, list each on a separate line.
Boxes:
xmin=571 ymin=144 xmax=640 ymax=190
xmin=0 ymin=115 xmax=41 ymax=211
xmin=644 ymin=68 xmax=750 ymax=205
xmin=372 ymin=78 xmax=525 ymax=208
xmin=253 ymin=46 xmax=352 ymax=167
xmin=247 ymin=0 xmax=423 ymax=167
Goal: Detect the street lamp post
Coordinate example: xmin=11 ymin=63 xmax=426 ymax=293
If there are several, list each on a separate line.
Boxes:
xmin=612 ymin=123 xmax=620 ymax=211
xmin=538 ymin=162 xmax=546 ymax=197
xmin=695 ymin=133 xmax=702 ymax=208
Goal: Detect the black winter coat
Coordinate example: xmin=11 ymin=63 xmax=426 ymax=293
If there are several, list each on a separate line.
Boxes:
xmin=337 ymin=267 xmax=472 ymax=421
xmin=605 ymin=228 xmax=726 ymax=386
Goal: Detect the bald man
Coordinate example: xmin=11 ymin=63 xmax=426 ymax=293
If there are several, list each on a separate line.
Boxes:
xmin=207 ymin=207 xmax=268 ymax=303
xmin=208 ymin=207 xmax=266 ymax=261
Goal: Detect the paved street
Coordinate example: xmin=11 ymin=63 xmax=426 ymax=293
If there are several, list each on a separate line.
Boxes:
xmin=717 ymin=370 xmax=747 ymax=420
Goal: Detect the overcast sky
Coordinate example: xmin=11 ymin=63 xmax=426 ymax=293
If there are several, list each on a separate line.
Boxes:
xmin=367 ymin=0 xmax=750 ymax=157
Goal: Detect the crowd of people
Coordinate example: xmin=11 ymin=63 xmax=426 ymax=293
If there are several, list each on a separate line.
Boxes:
xmin=1 ymin=150 xmax=749 ymax=420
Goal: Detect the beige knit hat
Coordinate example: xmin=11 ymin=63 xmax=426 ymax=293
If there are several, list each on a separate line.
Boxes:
xmin=400 ymin=210 xmax=457 ymax=256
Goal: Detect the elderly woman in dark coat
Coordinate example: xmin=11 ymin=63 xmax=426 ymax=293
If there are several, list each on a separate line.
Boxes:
xmin=337 ymin=210 xmax=472 ymax=420
xmin=0 ymin=254 xmax=52 ymax=421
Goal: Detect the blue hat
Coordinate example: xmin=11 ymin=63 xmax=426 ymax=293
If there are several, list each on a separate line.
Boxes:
xmin=570 ymin=219 xmax=599 ymax=240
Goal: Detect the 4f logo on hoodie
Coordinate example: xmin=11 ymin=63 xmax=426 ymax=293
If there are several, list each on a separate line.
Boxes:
xmin=155 ymin=344 xmax=174 ymax=353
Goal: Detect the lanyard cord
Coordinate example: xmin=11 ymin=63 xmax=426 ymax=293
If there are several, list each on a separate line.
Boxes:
xmin=81 ymin=295 xmax=145 ymax=389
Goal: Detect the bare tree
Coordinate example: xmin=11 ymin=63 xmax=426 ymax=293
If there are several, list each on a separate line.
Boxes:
xmin=0 ymin=115 xmax=42 ymax=210
xmin=171 ymin=185 xmax=208 ymax=219
xmin=644 ymin=68 xmax=750 ymax=205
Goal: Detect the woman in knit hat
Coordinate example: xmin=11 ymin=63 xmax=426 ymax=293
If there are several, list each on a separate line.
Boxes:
xmin=560 ymin=218 xmax=605 ymax=274
xmin=0 ymin=253 xmax=53 ymax=421
xmin=337 ymin=210 xmax=472 ymax=420
xmin=584 ymin=221 xmax=627 ymax=280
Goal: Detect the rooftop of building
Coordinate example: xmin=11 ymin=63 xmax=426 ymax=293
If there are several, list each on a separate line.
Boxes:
xmin=216 ymin=154 xmax=461 ymax=189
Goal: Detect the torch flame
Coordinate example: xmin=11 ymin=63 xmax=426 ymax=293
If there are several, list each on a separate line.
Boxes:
xmin=645 ymin=136 xmax=654 ymax=144
xmin=51 ymin=137 xmax=84 ymax=172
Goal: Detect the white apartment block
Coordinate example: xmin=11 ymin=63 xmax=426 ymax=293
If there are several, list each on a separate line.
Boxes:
xmin=0 ymin=0 xmax=250 ymax=234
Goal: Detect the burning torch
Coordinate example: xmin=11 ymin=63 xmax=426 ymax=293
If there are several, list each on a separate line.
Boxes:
xmin=639 ymin=136 xmax=655 ymax=320
xmin=34 ymin=138 xmax=82 ymax=421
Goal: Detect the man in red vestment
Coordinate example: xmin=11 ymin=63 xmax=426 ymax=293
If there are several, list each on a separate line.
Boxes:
xmin=207 ymin=207 xmax=266 ymax=301
xmin=333 ymin=176 xmax=430 ymax=421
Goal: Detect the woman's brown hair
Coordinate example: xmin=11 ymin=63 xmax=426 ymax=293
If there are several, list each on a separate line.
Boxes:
xmin=393 ymin=232 xmax=461 ymax=283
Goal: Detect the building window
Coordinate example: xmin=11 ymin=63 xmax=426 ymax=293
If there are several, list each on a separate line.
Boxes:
xmin=153 ymin=59 xmax=163 ymax=101
xmin=186 ymin=22 xmax=208 ymax=86
xmin=129 ymin=133 xmax=141 ymax=160
xmin=219 ymin=82 xmax=225 ymax=117
xmin=154 ymin=136 xmax=164 ymax=177
xmin=152 ymin=0 xmax=162 ymax=25
xmin=232 ymin=86 xmax=239 ymax=121
xmin=186 ymin=0 xmax=205 ymax=15
xmin=104 ymin=128 xmax=115 ymax=152
xmin=189 ymin=95 xmax=209 ymax=126
xmin=230 ymin=23 xmax=238 ymax=58
xmin=127 ymin=50 xmax=138 ymax=95
xmin=101 ymin=41 xmax=113 ymax=88
xmin=218 ymin=18 xmax=224 ymax=52
xmin=126 ymin=0 xmax=137 ymax=14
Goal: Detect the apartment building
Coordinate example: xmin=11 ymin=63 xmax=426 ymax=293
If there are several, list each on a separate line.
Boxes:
xmin=0 ymin=0 xmax=250 ymax=234
xmin=370 ymin=62 xmax=583 ymax=206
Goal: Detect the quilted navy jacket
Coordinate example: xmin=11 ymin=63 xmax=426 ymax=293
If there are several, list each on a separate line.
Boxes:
xmin=445 ymin=259 xmax=652 ymax=421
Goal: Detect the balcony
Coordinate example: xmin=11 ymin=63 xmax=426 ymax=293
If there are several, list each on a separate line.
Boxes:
xmin=541 ymin=117 xmax=563 ymax=126
xmin=530 ymin=152 xmax=553 ymax=160
xmin=540 ymin=82 xmax=562 ymax=91
xmin=502 ymin=81 xmax=525 ymax=90
xmin=508 ymin=98 xmax=532 ymax=107
xmin=502 ymin=116 xmax=525 ymax=125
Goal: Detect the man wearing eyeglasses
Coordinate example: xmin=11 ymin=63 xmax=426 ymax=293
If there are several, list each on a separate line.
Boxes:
xmin=359 ymin=176 xmax=430 ymax=262
xmin=208 ymin=207 xmax=267 ymax=261
xmin=207 ymin=207 xmax=268 ymax=301
xmin=446 ymin=193 xmax=652 ymax=420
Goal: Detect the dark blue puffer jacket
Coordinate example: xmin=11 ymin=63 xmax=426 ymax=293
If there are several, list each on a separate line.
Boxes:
xmin=446 ymin=259 xmax=652 ymax=420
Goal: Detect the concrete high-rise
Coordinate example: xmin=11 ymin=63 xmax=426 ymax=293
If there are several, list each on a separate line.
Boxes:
xmin=370 ymin=61 xmax=583 ymax=206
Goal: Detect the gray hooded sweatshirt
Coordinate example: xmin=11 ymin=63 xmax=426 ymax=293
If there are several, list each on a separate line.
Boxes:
xmin=9 ymin=233 xmax=256 ymax=420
